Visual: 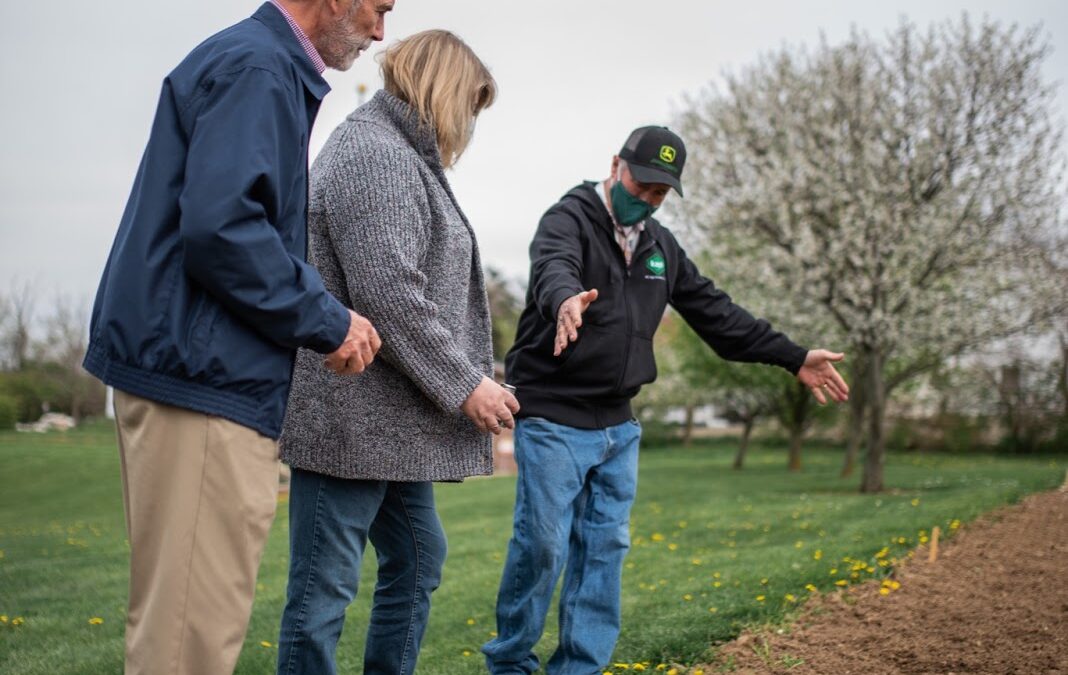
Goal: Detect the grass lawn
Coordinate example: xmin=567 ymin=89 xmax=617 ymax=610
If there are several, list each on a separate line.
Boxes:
xmin=0 ymin=420 xmax=1064 ymax=674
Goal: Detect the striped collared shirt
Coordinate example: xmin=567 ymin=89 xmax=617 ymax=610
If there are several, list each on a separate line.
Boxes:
xmin=269 ymin=0 xmax=327 ymax=74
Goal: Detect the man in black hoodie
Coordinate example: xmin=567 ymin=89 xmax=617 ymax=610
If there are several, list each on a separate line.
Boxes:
xmin=482 ymin=126 xmax=849 ymax=674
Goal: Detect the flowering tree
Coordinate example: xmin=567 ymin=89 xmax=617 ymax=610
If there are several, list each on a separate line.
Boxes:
xmin=673 ymin=16 xmax=1067 ymax=492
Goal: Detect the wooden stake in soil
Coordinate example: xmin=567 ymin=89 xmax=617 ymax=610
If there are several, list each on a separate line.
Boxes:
xmin=928 ymin=526 xmax=941 ymax=562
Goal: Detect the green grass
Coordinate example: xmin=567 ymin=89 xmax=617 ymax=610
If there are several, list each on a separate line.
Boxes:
xmin=0 ymin=420 xmax=1064 ymax=674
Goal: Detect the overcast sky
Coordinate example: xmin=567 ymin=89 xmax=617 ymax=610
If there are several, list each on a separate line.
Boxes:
xmin=1 ymin=0 xmax=1065 ymax=309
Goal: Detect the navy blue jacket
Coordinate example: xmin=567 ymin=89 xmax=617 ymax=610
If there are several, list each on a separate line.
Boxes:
xmin=84 ymin=3 xmax=350 ymax=438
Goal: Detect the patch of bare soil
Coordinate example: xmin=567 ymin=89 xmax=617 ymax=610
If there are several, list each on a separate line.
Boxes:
xmin=710 ymin=487 xmax=1068 ymax=674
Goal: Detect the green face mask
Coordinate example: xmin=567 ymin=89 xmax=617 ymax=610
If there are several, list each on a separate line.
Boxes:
xmin=610 ymin=180 xmax=657 ymax=226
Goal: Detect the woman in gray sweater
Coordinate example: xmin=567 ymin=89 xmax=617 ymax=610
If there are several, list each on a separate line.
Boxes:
xmin=276 ymin=30 xmax=517 ymax=675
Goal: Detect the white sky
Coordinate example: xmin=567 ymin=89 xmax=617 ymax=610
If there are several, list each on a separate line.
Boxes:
xmin=1 ymin=0 xmax=1065 ymax=307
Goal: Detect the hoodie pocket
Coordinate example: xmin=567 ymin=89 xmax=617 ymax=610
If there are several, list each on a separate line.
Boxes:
xmin=550 ymin=324 xmax=626 ymax=395
xmin=618 ymin=334 xmax=658 ymax=395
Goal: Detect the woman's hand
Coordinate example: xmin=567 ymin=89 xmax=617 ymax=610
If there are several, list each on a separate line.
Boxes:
xmin=461 ymin=377 xmax=521 ymax=434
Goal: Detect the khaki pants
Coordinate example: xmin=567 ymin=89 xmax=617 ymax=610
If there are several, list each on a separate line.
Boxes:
xmin=114 ymin=390 xmax=280 ymax=675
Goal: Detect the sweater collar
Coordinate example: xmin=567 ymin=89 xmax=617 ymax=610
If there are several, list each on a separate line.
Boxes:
xmin=357 ymin=90 xmax=442 ymax=167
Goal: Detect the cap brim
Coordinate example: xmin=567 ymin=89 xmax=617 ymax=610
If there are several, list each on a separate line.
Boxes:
xmin=627 ymin=162 xmax=684 ymax=197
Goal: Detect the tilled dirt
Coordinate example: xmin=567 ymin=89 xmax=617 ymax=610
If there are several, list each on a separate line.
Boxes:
xmin=709 ymin=487 xmax=1068 ymax=674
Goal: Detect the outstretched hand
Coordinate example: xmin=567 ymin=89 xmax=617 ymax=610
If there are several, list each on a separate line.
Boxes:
xmin=797 ymin=349 xmax=849 ymax=404
xmin=554 ymin=289 xmax=599 ymax=356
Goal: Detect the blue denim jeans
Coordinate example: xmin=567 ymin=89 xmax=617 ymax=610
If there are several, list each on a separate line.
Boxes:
xmin=483 ymin=416 xmax=641 ymax=675
xmin=277 ymin=469 xmax=447 ymax=675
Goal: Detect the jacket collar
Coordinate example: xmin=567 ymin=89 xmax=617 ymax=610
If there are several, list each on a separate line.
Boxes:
xmin=252 ymin=2 xmax=331 ymax=100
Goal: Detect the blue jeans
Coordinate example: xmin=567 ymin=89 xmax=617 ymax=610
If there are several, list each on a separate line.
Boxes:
xmin=483 ymin=417 xmax=641 ymax=675
xmin=277 ymin=469 xmax=447 ymax=675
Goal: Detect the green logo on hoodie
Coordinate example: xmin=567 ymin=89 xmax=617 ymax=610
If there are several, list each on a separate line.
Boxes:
xmin=645 ymin=252 xmax=666 ymax=276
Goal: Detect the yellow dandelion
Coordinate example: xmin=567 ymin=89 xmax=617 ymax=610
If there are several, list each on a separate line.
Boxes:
xmin=604 ymin=672 xmax=613 ymax=675
xmin=897 ymin=537 xmax=907 ymax=544
xmin=879 ymin=588 xmax=890 ymax=596
xmin=260 ymin=641 xmax=273 ymax=648
xmin=813 ymin=550 xmax=823 ymax=560
xmin=829 ymin=568 xmax=838 ymax=575
xmin=677 ymin=521 xmax=688 ymax=528
xmin=466 ymin=618 xmax=476 ymax=625
xmin=756 ymin=595 xmax=766 ymax=602
xmin=667 ymin=669 xmax=679 ymax=675
xmin=651 ymin=533 xmax=665 ymax=542
xmin=712 ymin=571 xmax=721 ymax=578
xmin=784 ymin=594 xmax=796 ymax=603
xmin=950 ymin=519 xmax=961 ymax=530
xmin=919 ymin=536 xmax=929 ymax=544
xmin=667 ymin=543 xmax=678 ymax=551
xmin=891 ymin=581 xmax=901 ymax=590
xmin=794 ymin=541 xmax=803 ymax=549
xmin=835 ymin=580 xmax=848 ymax=587
xmin=614 ymin=663 xmax=631 ymax=670
xmin=805 ymin=584 xmax=818 ymax=593
xmin=693 ymin=669 xmax=704 ymax=675
xmin=633 ymin=665 xmax=647 ymax=671
xmin=712 ymin=581 xmax=722 ymax=588
xmin=911 ymin=498 xmax=920 ymax=506
xmin=88 ymin=617 xmax=104 ymax=625
xmin=683 ymin=594 xmax=693 ymax=601
xmin=0 ymin=615 xmax=7 ymax=624
xmin=691 ymin=558 xmax=702 ymax=566
xmin=657 ymin=665 xmax=667 ymax=671
xmin=490 ymin=630 xmax=498 ymax=637
xmin=12 ymin=617 xmax=25 ymax=626
xmin=760 ymin=578 xmax=769 ymax=585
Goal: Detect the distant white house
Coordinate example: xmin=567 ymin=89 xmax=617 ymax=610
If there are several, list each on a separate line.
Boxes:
xmin=16 ymin=412 xmax=76 ymax=433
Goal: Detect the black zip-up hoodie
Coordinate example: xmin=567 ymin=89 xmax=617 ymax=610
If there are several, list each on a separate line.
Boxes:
xmin=505 ymin=182 xmax=808 ymax=429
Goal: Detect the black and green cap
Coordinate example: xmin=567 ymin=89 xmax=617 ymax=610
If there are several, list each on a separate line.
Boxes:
xmin=618 ymin=126 xmax=687 ymax=196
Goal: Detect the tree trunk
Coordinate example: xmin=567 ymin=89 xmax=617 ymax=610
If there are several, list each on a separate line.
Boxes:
xmin=841 ymin=359 xmax=867 ymax=478
xmin=733 ymin=417 xmax=754 ymax=469
xmin=781 ymin=381 xmax=810 ymax=472
xmin=683 ymin=403 xmax=696 ymax=446
xmin=788 ymin=426 xmax=803 ymax=472
xmin=1059 ymin=334 xmax=1068 ymax=420
xmin=861 ymin=349 xmax=886 ymax=493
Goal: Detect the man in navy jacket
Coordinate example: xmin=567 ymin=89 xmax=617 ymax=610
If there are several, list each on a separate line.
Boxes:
xmin=483 ymin=127 xmax=850 ymax=674
xmin=84 ymin=2 xmax=394 ymax=672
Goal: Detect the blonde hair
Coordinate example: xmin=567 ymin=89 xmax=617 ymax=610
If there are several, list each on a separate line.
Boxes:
xmin=379 ymin=30 xmax=496 ymax=168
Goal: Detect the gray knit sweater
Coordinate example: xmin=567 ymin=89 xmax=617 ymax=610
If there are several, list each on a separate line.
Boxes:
xmin=280 ymin=90 xmax=494 ymax=481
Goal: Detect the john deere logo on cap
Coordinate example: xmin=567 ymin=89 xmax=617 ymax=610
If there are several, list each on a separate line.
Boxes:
xmin=659 ymin=145 xmax=676 ymax=163
xmin=645 ymin=252 xmax=666 ymax=276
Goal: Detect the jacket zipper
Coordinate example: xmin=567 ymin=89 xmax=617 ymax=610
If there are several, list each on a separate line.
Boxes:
xmin=612 ymin=234 xmax=637 ymax=394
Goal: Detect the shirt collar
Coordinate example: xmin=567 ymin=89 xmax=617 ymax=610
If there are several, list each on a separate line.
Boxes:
xmin=269 ymin=0 xmax=327 ymax=75
xmin=252 ymin=2 xmax=330 ymax=100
